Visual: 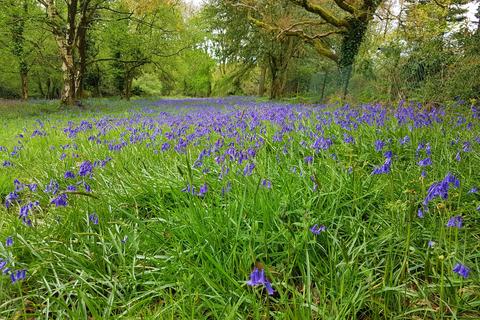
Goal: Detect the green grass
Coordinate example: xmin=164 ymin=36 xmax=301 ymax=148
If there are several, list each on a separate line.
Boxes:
xmin=0 ymin=98 xmax=479 ymax=319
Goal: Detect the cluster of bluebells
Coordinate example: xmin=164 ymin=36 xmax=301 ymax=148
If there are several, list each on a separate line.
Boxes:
xmin=310 ymin=224 xmax=326 ymax=235
xmin=1 ymin=236 xmax=27 ymax=284
xmin=422 ymin=173 xmax=460 ymax=211
xmin=182 ymin=183 xmax=208 ymax=197
xmin=372 ymin=151 xmax=393 ymax=175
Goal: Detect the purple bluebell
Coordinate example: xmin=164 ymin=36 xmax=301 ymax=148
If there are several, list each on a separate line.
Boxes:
xmin=374 ymin=140 xmax=385 ymax=152
xmin=5 ymin=237 xmax=13 ymax=247
xmin=161 ymin=142 xmax=170 ymax=151
xmin=446 ymin=215 xmax=463 ymax=229
xmin=372 ymin=152 xmax=392 ymax=175
xmin=343 ymin=134 xmax=355 ymax=144
xmin=304 ymin=156 xmax=313 ymax=164
xmin=3 ymin=160 xmax=13 ymax=167
xmin=455 ymin=152 xmax=461 ymax=162
xmin=417 ymin=208 xmax=424 ymax=218
xmin=44 ymin=179 xmax=59 ymax=195
xmin=221 ymin=182 xmax=232 ymax=196
xmin=64 ymin=171 xmax=76 ymax=179
xmin=428 ymin=240 xmax=435 ymax=248
xmin=399 ymin=135 xmax=410 ymax=145
xmin=51 ymin=194 xmax=68 ymax=207
xmin=66 ymin=185 xmax=77 ymax=192
xmin=5 ymin=192 xmax=19 ymax=208
xmin=0 ymin=259 xmax=7 ymax=271
xmin=426 ymin=143 xmax=431 ymax=155
xmin=121 ymin=236 xmax=128 ymax=244
xmin=14 ymin=179 xmax=24 ymax=192
xmin=261 ymin=179 xmax=272 ymax=189
xmin=83 ymin=182 xmax=92 ymax=192
xmin=79 ymin=161 xmax=93 ymax=177
xmin=89 ymin=213 xmax=99 ymax=225
xmin=423 ymin=173 xmax=460 ymax=207
xmin=310 ymin=224 xmax=326 ymax=234
xmin=10 ymin=269 xmax=27 ymax=284
xmin=198 ymin=183 xmax=208 ymax=197
xmin=182 ymin=184 xmax=195 ymax=195
xmin=468 ymin=187 xmax=478 ymax=194
xmin=246 ymin=267 xmax=274 ymax=295
xmin=243 ymin=163 xmax=255 ymax=176
xmin=418 ymin=158 xmax=432 ymax=167
xmin=453 ymin=263 xmax=470 ymax=278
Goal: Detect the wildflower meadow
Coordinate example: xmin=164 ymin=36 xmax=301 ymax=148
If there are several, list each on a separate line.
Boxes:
xmin=0 ymin=97 xmax=479 ymax=318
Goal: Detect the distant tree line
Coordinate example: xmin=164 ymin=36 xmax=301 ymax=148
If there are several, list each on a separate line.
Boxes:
xmin=1 ymin=0 xmax=479 ymax=104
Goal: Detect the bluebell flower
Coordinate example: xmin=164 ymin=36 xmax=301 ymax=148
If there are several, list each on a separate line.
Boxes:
xmin=261 ymin=179 xmax=272 ymax=189
xmin=44 ymin=179 xmax=59 ymax=195
xmin=121 ymin=236 xmax=128 ymax=244
xmin=5 ymin=192 xmax=19 ymax=208
xmin=10 ymin=269 xmax=27 ymax=284
xmin=66 ymin=185 xmax=77 ymax=192
xmin=14 ymin=179 xmax=25 ymax=192
xmin=5 ymin=236 xmax=13 ymax=247
xmin=421 ymin=170 xmax=427 ymax=178
xmin=455 ymin=152 xmax=461 ymax=162
xmin=343 ymin=134 xmax=355 ymax=144
xmin=468 ymin=187 xmax=478 ymax=194
xmin=372 ymin=152 xmax=392 ymax=175
xmin=243 ymin=163 xmax=255 ymax=176
xmin=400 ymin=135 xmax=410 ymax=145
xmin=374 ymin=140 xmax=385 ymax=152
xmin=83 ymin=182 xmax=91 ymax=193
xmin=446 ymin=215 xmax=463 ymax=228
xmin=79 ymin=161 xmax=93 ymax=177
xmin=423 ymin=173 xmax=460 ymax=207
xmin=428 ymin=240 xmax=435 ymax=248
xmin=426 ymin=143 xmax=431 ymax=155
xmin=246 ymin=267 xmax=274 ymax=295
xmin=0 ymin=259 xmax=7 ymax=271
xmin=418 ymin=157 xmax=432 ymax=167
xmin=89 ymin=213 xmax=99 ymax=225
xmin=310 ymin=224 xmax=326 ymax=234
xmin=221 ymin=181 xmax=232 ymax=196
xmin=51 ymin=194 xmax=68 ymax=207
xmin=64 ymin=171 xmax=76 ymax=179
xmin=3 ymin=160 xmax=13 ymax=167
xmin=453 ymin=263 xmax=470 ymax=278
xmin=182 ymin=184 xmax=195 ymax=195
xmin=304 ymin=156 xmax=313 ymax=164
xmin=198 ymin=183 xmax=208 ymax=197
xmin=417 ymin=208 xmax=424 ymax=218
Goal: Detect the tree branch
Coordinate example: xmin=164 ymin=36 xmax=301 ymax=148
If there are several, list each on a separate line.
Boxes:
xmin=291 ymin=0 xmax=350 ymax=27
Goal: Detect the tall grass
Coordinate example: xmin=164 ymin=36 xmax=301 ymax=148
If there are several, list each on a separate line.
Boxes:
xmin=0 ymin=98 xmax=479 ymax=319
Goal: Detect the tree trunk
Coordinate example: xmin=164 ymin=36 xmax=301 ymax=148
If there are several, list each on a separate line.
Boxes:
xmin=124 ymin=73 xmax=133 ymax=100
xmin=20 ymin=69 xmax=28 ymax=100
xmin=258 ymin=64 xmax=267 ymax=96
xmin=60 ymin=49 xmax=77 ymax=105
xmin=337 ymin=1 xmax=381 ymax=98
xmin=76 ymin=3 xmax=89 ymax=99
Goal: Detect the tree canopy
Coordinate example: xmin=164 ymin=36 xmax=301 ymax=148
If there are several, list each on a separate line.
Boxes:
xmin=0 ymin=0 xmax=479 ymax=104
